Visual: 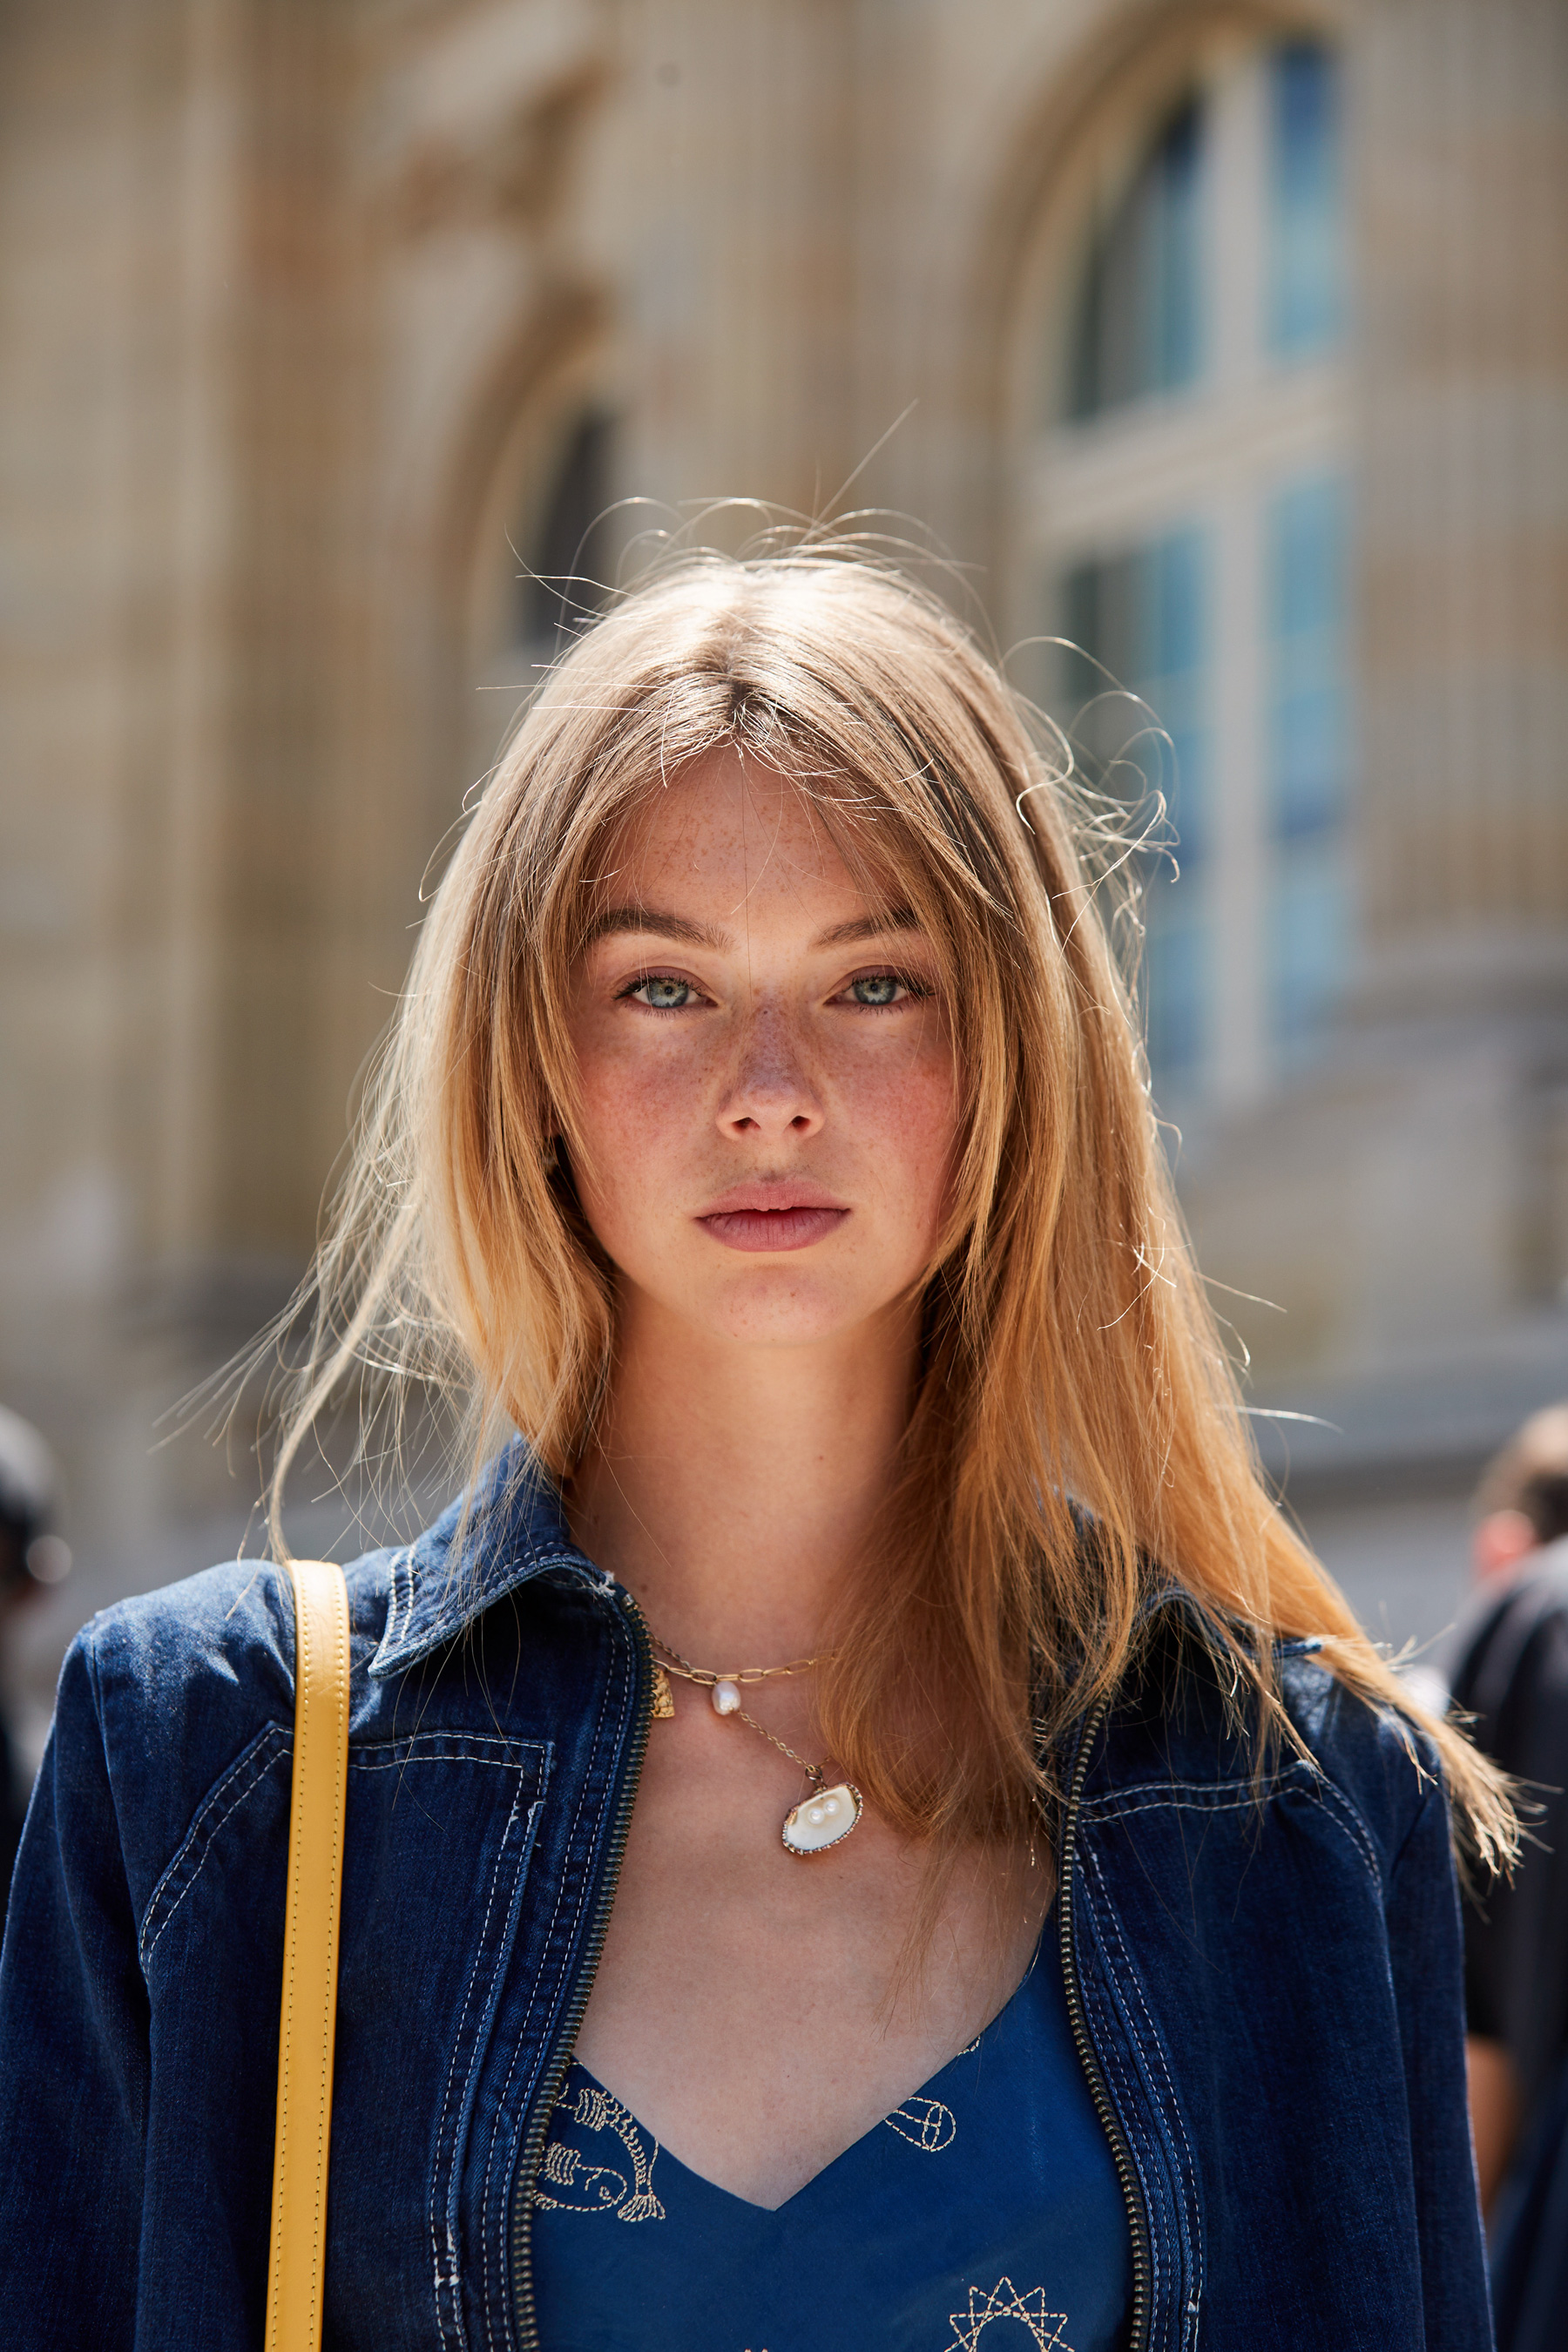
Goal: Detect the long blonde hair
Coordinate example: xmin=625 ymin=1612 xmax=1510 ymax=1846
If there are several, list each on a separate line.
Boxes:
xmin=271 ymin=545 xmax=1512 ymax=1868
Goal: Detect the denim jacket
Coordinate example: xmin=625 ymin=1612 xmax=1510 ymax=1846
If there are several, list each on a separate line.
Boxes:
xmin=0 ymin=1449 xmax=1490 ymax=2350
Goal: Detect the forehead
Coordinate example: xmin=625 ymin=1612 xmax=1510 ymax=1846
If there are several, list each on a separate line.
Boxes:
xmin=605 ymin=750 xmax=897 ymax=923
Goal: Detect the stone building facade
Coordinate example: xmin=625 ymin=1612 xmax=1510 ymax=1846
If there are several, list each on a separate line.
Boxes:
xmin=3 ymin=0 xmax=1566 ymax=1686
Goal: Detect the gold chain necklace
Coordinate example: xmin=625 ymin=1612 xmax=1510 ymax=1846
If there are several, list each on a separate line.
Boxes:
xmin=645 ymin=1627 xmax=862 ymax=1857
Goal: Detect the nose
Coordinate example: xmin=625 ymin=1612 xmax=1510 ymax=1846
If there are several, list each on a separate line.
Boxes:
xmin=717 ymin=1003 xmax=823 ymax=1141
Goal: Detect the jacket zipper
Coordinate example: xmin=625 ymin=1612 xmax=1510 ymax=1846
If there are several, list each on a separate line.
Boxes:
xmin=1058 ymin=1694 xmax=1154 ymax=2352
xmin=509 ymin=1583 xmax=656 ymax=2352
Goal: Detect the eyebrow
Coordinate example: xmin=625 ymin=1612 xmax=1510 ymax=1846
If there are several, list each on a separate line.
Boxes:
xmin=580 ymin=903 xmax=923 ymax=955
xmin=813 ymin=909 xmax=922 ymax=948
xmin=580 ymin=905 xmax=732 ymax=953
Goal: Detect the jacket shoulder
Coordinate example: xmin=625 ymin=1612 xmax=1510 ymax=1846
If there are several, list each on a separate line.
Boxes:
xmin=1274 ymin=1646 xmax=1443 ymax=1872
xmin=54 ymin=1550 xmax=402 ymax=1901
xmin=75 ymin=1549 xmax=400 ymax=1696
xmin=1100 ymin=1601 xmax=1440 ymax=1880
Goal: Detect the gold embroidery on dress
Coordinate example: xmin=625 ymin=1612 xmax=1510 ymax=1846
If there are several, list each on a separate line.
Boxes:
xmin=882 ymin=2093 xmax=956 ymax=2152
xmin=533 ymin=2078 xmax=666 ymax=2221
xmin=947 ymin=2278 xmax=1073 ymax=2349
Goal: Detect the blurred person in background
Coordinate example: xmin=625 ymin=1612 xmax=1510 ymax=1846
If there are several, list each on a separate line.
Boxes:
xmin=1447 ymin=1405 xmax=1568 ymax=2351
xmin=1453 ymin=1405 xmax=1568 ymax=2207
xmin=0 ymin=1406 xmax=71 ymax=1909
xmin=0 ymin=554 xmax=1515 ymax=2351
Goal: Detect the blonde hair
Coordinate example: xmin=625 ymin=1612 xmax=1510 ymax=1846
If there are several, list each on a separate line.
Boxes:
xmin=272 ymin=546 xmax=1512 ymax=1869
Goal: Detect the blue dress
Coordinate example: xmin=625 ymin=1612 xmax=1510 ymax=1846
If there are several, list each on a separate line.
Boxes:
xmin=530 ymin=1929 xmax=1132 ymax=2352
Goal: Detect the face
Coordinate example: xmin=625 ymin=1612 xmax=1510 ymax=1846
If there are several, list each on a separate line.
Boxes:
xmin=563 ymin=752 xmax=961 ymax=1353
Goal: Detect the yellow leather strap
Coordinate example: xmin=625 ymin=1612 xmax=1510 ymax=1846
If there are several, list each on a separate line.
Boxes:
xmin=266 ymin=1559 xmax=351 ymax=2352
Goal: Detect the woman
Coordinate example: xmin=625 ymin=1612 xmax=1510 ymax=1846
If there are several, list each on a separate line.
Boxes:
xmin=0 ymin=551 xmax=1511 ymax=2350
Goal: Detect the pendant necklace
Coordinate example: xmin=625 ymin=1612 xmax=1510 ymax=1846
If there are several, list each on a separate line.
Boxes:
xmin=645 ymin=1628 xmax=863 ymax=1856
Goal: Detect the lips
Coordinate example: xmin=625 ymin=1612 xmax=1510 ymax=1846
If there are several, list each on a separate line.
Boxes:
xmin=695 ymin=1184 xmax=849 ymax=1254
xmin=699 ymin=1205 xmax=848 ymax=1252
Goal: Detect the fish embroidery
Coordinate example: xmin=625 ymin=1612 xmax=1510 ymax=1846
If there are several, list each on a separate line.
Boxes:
xmin=534 ymin=2078 xmax=666 ymax=2221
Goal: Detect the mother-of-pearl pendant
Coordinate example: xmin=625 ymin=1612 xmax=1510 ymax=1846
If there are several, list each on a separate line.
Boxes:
xmin=781 ymin=1781 xmax=862 ymax=1856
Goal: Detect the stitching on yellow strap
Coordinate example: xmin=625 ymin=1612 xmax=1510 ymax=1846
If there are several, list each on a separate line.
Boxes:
xmin=266 ymin=1561 xmax=351 ymax=2352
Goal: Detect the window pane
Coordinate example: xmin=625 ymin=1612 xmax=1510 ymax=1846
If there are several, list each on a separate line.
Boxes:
xmin=1268 ymin=846 xmax=1348 ymax=1051
xmin=1147 ymin=530 xmax=1206 ymax=846
xmin=1267 ymin=471 xmax=1351 ymax=1050
xmin=1267 ymin=41 xmax=1345 ymax=361
xmin=1146 ymin=902 xmax=1209 ymax=1080
xmin=1056 ymin=524 xmax=1212 ymax=1084
xmin=1267 ymin=475 xmax=1348 ymax=841
xmin=1058 ymin=530 xmax=1208 ymax=848
xmin=1068 ymin=96 xmax=1206 ymax=420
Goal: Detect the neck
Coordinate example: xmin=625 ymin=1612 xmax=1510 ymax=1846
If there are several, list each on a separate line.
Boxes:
xmin=566 ymin=1293 xmax=917 ymax=1663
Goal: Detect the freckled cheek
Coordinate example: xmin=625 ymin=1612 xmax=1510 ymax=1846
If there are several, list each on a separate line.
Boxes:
xmin=840 ymin=1058 xmax=962 ymax=1231
xmin=571 ymin=1037 xmax=721 ymax=1217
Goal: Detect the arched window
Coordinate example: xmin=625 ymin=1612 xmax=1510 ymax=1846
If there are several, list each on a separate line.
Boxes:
xmin=516 ymin=409 xmax=616 ymax=652
xmin=463 ymin=401 xmax=618 ymax=787
xmin=1037 ymin=35 xmax=1348 ymax=1105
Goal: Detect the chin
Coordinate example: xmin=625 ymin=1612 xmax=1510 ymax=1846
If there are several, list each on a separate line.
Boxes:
xmin=694 ymin=1271 xmax=867 ymax=1348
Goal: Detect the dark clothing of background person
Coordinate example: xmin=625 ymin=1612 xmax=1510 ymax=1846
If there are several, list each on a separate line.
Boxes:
xmin=1489 ymin=2051 xmax=1568 ymax=2352
xmin=0 ymin=1404 xmax=71 ymax=1915
xmin=0 ymin=1717 xmax=25 ymax=1911
xmin=1449 ymin=1544 xmax=1568 ymax=2133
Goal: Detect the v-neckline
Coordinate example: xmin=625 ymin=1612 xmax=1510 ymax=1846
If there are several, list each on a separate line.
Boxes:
xmin=564 ymin=1923 xmax=1051 ymax=2216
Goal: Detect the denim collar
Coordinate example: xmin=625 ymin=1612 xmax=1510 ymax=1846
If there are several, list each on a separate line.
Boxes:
xmin=368 ymin=1439 xmax=606 ymax=1678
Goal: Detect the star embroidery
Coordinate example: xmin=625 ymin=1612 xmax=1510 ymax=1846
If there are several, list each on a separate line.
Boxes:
xmin=947 ymin=2277 xmax=1073 ymax=2350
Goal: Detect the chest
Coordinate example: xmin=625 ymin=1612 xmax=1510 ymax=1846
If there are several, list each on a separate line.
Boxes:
xmin=570 ymin=1699 xmax=1046 ymax=2207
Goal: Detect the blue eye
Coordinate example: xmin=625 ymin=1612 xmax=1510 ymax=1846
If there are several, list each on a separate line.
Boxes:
xmin=630 ymin=975 xmax=694 ymax=1010
xmin=848 ymin=973 xmax=902 ymax=1006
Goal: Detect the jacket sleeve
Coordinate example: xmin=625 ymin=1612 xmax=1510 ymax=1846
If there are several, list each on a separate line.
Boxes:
xmin=0 ymin=1629 xmax=148 ymax=2349
xmin=1385 ymin=1768 xmax=1495 ymax=2350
